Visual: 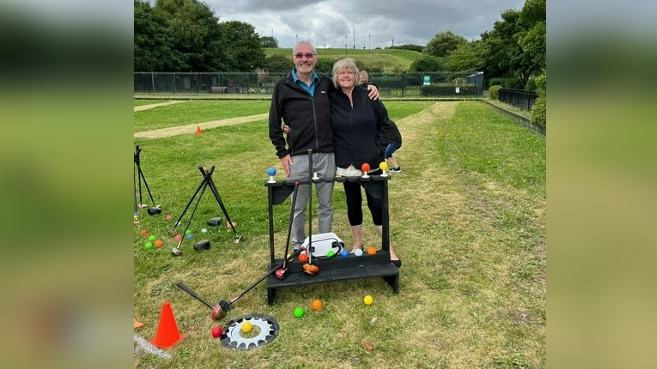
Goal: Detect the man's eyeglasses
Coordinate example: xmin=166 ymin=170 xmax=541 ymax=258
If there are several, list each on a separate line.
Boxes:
xmin=294 ymin=53 xmax=316 ymax=59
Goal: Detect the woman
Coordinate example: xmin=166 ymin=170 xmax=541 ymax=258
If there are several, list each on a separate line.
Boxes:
xmin=329 ymin=58 xmax=400 ymax=267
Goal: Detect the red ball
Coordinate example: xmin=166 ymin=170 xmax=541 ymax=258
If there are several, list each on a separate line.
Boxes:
xmin=211 ymin=326 xmax=223 ymax=338
xmin=140 ymin=229 xmax=148 ymax=236
xmin=361 ymin=163 xmax=370 ymax=172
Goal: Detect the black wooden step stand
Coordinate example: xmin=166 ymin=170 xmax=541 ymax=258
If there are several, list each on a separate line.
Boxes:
xmin=265 ymin=150 xmax=399 ymax=304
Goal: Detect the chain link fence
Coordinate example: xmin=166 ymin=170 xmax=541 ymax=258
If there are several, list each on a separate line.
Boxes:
xmin=134 ymin=71 xmax=483 ymax=98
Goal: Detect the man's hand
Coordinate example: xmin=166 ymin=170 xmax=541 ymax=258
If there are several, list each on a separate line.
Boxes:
xmin=280 ymin=154 xmax=293 ymax=177
xmin=367 ymin=84 xmax=379 ymax=100
xmin=283 ymin=125 xmax=290 ymax=134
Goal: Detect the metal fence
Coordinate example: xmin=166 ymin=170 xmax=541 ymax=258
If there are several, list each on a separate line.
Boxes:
xmin=498 ymin=88 xmax=538 ymax=111
xmin=134 ymin=71 xmax=484 ymax=98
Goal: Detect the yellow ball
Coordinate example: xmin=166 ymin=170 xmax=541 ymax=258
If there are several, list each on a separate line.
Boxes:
xmin=363 ymin=295 xmax=373 ymax=305
xmin=241 ymin=321 xmax=253 ymax=333
xmin=379 ymin=162 xmax=388 ymax=171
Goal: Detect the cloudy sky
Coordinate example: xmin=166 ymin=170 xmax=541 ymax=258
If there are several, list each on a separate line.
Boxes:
xmin=206 ymin=0 xmax=526 ymax=49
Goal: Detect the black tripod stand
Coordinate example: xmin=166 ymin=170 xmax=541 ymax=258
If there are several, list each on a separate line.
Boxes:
xmin=170 ymin=165 xmax=244 ymax=256
xmin=133 ymin=145 xmax=161 ymax=216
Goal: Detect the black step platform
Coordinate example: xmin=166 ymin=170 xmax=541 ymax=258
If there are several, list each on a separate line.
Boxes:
xmin=264 ymin=151 xmax=399 ymax=304
xmin=266 ymin=252 xmax=399 ymax=304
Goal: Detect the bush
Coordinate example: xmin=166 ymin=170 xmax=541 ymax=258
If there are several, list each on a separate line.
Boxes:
xmin=488 ymin=77 xmax=523 ymax=89
xmin=420 ymin=84 xmax=476 ymax=96
xmin=530 ymin=71 xmax=546 ymax=128
xmin=488 ymin=85 xmax=501 ymax=100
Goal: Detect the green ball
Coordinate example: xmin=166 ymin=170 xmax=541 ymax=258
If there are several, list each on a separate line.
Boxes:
xmin=326 ymin=250 xmax=335 ymax=258
xmin=185 ymin=229 xmax=192 ymax=235
xmin=144 ymin=242 xmax=153 ymax=249
xmin=149 ymin=235 xmax=156 ymax=241
xmin=293 ymin=307 xmax=304 ymax=318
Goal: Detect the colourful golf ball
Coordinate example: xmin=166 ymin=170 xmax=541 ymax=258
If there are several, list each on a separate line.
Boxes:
xmin=241 ymin=321 xmax=253 ymax=333
xmin=364 ymin=295 xmax=373 ymax=305
xmin=354 ymin=248 xmax=363 ymax=256
xmin=293 ymin=307 xmax=304 ymax=318
xmin=340 ymin=249 xmax=350 ymax=257
xmin=149 ymin=235 xmax=156 ymax=242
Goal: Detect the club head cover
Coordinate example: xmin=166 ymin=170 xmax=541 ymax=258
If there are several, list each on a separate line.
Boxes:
xmin=171 ymin=247 xmax=183 ymax=256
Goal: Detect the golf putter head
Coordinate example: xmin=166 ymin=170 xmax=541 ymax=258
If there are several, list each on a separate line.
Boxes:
xmin=302 ymin=263 xmax=320 ymax=276
xmin=147 ymin=207 xmax=162 ymax=215
xmin=171 ymin=247 xmax=183 ymax=256
xmin=211 ymin=300 xmax=232 ymax=320
xmin=275 ymin=267 xmax=290 ymax=280
xmin=207 ymin=217 xmax=223 ymax=227
xmin=193 ymin=240 xmax=211 ymax=251
xmin=233 ymin=235 xmax=245 ymax=244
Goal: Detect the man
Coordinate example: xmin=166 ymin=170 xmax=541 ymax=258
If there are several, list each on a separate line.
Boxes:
xmin=359 ymin=70 xmax=369 ymax=86
xmin=269 ymin=41 xmax=378 ymax=250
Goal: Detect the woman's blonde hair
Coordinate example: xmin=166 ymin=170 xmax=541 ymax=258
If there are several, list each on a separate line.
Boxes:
xmin=331 ymin=58 xmax=359 ymax=88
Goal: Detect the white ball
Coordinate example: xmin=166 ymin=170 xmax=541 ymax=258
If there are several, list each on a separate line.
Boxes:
xmin=201 ymin=228 xmax=208 ymax=233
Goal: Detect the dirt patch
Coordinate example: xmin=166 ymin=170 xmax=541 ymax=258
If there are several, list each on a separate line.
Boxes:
xmin=134 ymin=113 xmax=269 ymax=139
xmin=134 ymin=100 xmax=185 ymax=112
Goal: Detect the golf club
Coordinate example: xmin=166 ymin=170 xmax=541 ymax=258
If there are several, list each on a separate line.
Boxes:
xmin=213 ymin=250 xmax=302 ymax=319
xmin=275 ymin=180 xmax=299 ymax=280
xmin=175 ymin=281 xmax=224 ymax=320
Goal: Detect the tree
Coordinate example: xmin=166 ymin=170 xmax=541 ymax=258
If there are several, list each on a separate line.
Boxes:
xmin=218 ymin=21 xmax=265 ymax=72
xmin=409 ymin=55 xmax=443 ymax=72
xmin=134 ymin=0 xmax=184 ymax=71
xmin=154 ymin=0 xmax=228 ymax=72
xmin=425 ymin=31 xmax=467 ymax=57
xmin=480 ymin=9 xmax=524 ymax=82
xmin=444 ymin=40 xmax=484 ymax=72
xmin=314 ymin=58 xmax=334 ymax=74
xmin=263 ymin=54 xmax=293 ymax=73
xmin=260 ymin=36 xmax=279 ymax=48
xmin=387 ymin=44 xmax=424 ymax=53
xmin=517 ymin=0 xmax=546 ymax=76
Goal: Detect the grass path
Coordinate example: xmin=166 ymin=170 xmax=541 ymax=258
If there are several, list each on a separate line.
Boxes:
xmin=133 ymin=113 xmax=269 ymax=139
xmin=134 ymin=100 xmax=185 ymax=112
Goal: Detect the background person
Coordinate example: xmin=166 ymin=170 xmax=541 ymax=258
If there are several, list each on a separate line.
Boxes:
xmin=329 ymin=58 xmax=400 ymax=267
xmin=359 ymin=70 xmax=403 ymax=173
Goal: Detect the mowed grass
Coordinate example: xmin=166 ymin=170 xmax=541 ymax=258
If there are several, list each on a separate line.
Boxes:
xmin=134 ymin=100 xmax=272 ymax=131
xmin=133 ymin=100 xmax=545 ymax=368
xmin=265 ymin=48 xmax=421 ymax=71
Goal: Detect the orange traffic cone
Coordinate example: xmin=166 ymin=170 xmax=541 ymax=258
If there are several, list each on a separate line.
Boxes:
xmin=151 ymin=302 xmax=184 ymax=349
xmin=196 ymin=126 xmax=202 ymax=135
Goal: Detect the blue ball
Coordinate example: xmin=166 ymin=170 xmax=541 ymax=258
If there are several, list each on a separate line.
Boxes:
xmin=340 ymin=249 xmax=350 ymax=258
xmin=267 ymin=167 xmax=277 ymax=176
xmin=186 ymin=233 xmax=193 ymax=239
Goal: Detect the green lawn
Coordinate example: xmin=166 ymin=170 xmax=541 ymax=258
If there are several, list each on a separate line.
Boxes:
xmin=134 ymin=100 xmax=545 ymax=368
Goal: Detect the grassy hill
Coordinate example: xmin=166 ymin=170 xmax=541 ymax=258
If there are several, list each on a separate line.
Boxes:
xmin=265 ymin=48 xmax=422 ymax=72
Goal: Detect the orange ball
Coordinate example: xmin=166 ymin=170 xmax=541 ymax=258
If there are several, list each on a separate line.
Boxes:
xmin=154 ymin=239 xmax=164 ymax=248
xmin=361 ymin=163 xmax=370 ymax=172
xmin=298 ymin=253 xmax=308 ymax=262
xmin=367 ymin=246 xmax=376 ymax=255
xmin=311 ymin=299 xmax=322 ymax=310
